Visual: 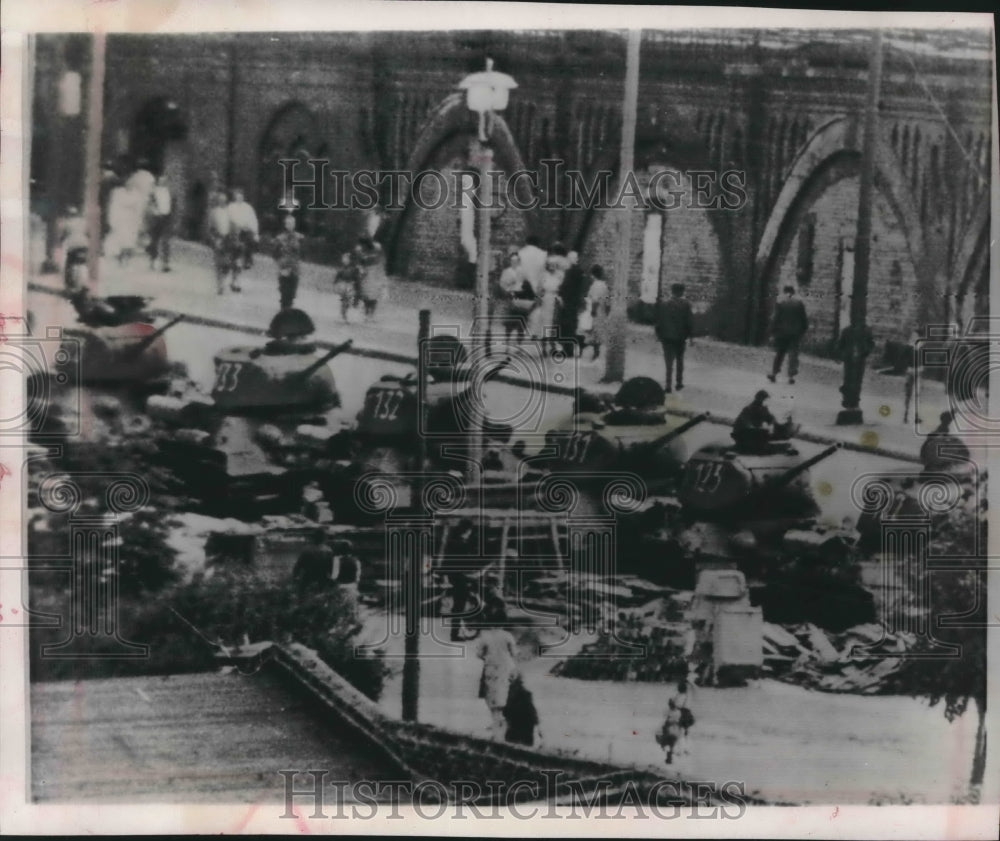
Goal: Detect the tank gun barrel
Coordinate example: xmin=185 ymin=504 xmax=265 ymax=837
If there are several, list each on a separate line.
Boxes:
xmin=297 ymin=339 xmax=353 ymax=380
xmin=646 ymin=411 xmax=710 ymax=450
xmin=124 ymin=314 xmax=185 ymax=357
xmin=767 ymin=443 xmax=841 ymax=490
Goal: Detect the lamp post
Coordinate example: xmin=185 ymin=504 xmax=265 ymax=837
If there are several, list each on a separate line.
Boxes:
xmin=836 ymin=29 xmax=883 ymax=425
xmin=458 ymin=59 xmax=517 ymax=501
xmin=83 ymin=32 xmax=106 ymax=292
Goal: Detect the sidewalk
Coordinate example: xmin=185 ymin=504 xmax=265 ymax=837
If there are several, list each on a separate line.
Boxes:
xmin=30 ymin=235 xmax=954 ymax=462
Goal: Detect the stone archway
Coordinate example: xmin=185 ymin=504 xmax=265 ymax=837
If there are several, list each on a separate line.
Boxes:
xmin=753 ymin=116 xmax=927 ymax=350
xmin=387 ymin=92 xmax=534 ymax=285
xmin=572 ymin=124 xmax=736 ymax=337
xmin=953 ymin=204 xmax=990 ymax=327
xmin=257 ymin=101 xmax=325 ymax=236
xmin=131 ymin=96 xmax=189 ymax=230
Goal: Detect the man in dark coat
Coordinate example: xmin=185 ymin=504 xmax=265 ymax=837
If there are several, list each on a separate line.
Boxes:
xmin=557 ymin=251 xmax=587 ymax=356
xmin=768 ymin=285 xmax=809 ymax=384
xmin=655 ymin=284 xmax=694 ymax=393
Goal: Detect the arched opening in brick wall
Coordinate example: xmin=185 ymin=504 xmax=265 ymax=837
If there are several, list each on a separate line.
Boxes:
xmin=954 ymin=209 xmax=990 ymax=328
xmin=758 ymin=151 xmax=921 ymax=356
xmin=755 ymin=117 xmax=926 ymax=353
xmin=393 ymin=132 xmax=529 ymax=288
xmin=387 ymin=93 xmax=534 ymax=287
xmin=256 ymin=101 xmax=328 ymax=237
xmin=130 ymin=96 xmax=189 ymax=230
xmin=576 ymin=164 xmax=727 ymax=334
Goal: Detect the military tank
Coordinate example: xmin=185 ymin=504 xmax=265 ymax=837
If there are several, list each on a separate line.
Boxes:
xmin=323 ymin=335 xmax=521 ymax=521
xmin=147 ymin=308 xmax=353 ymax=515
xmin=536 ymin=377 xmax=709 ymax=503
xmin=26 ymin=293 xmax=184 ymax=442
xmin=855 ymin=420 xmax=976 ymax=555
xmin=670 ymin=434 xmax=873 ymax=630
xmin=61 ymin=291 xmax=183 ymax=386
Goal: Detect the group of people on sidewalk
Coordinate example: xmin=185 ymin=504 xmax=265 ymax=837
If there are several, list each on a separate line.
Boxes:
xmin=496 ymin=237 xmax=610 ymax=359
xmin=653 ymin=282 xmax=811 ymax=395
xmin=102 ymin=162 xmax=174 ymax=273
xmin=206 ymin=187 xmax=263 ymax=295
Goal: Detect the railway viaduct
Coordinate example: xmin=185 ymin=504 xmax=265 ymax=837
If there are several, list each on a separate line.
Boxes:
xmin=32 ymin=29 xmax=992 ymax=353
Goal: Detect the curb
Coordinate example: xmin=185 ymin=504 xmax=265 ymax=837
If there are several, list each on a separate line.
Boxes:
xmin=28 ymin=280 xmax=922 ymax=464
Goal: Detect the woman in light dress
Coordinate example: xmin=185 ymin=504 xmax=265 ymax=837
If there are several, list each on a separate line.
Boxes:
xmin=538 ymin=244 xmax=570 ymax=354
xmin=475 ymin=608 xmax=519 ymax=740
xmin=103 ymin=182 xmax=143 ymax=265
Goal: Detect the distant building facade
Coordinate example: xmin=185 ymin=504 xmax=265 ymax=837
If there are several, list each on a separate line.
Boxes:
xmin=32 ymin=29 xmax=992 ymax=352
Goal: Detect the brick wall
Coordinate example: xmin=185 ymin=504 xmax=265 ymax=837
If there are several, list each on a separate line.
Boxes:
xmin=579 ymin=168 xmax=726 ymax=335
xmin=768 ymin=156 xmax=920 ymax=353
xmin=395 ymin=132 xmax=528 ymax=287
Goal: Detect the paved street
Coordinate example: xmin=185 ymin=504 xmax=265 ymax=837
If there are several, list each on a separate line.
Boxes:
xmin=29 ymin=227 xmax=958 ymax=463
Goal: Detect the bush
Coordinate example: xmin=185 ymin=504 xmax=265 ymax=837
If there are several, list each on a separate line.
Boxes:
xmin=30 ymin=565 xmax=388 ymax=701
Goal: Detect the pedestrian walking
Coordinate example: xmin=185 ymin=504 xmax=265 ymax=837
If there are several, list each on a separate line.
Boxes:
xmin=584 ymin=265 xmax=609 ymax=360
xmin=656 ymin=700 xmax=683 ymax=764
xmin=539 ymin=245 xmax=569 ymax=354
xmin=503 ymin=674 xmax=543 ymax=748
xmin=441 ymin=518 xmax=479 ymax=642
xmin=227 ymin=188 xmax=259 ymax=273
xmin=499 ymin=251 xmax=530 ymax=344
xmin=557 ymin=251 xmax=587 ymax=356
xmin=836 ymin=322 xmax=875 ymax=406
xmin=146 ymin=175 xmax=173 ymax=272
xmin=475 ymin=607 xmax=519 ymax=740
xmin=104 ymin=180 xmax=141 ymax=265
xmin=333 ymin=253 xmax=361 ymax=321
xmin=126 ymin=162 xmax=156 ymax=250
xmin=352 ymin=237 xmax=386 ymax=320
xmin=668 ymin=679 xmax=695 ymax=757
xmin=273 ymin=214 xmax=303 ymax=309
xmin=518 ymin=236 xmax=547 ymax=338
xmin=656 ymin=283 xmax=694 ymax=393
xmin=767 ymin=285 xmax=809 ymax=384
xmin=207 ymin=191 xmax=235 ymax=294
xmin=60 ymin=207 xmax=89 ymax=291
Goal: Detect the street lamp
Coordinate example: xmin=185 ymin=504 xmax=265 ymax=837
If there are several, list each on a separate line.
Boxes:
xmin=458 ymin=59 xmax=516 ymax=499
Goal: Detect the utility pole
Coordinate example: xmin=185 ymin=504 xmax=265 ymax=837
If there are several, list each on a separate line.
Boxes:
xmin=603 ymin=29 xmax=641 ymax=384
xmin=465 ymin=139 xmax=494 ymax=504
xmin=402 ymin=308 xmax=431 ymax=723
xmin=836 ymin=29 xmax=883 ymax=425
xmin=83 ymin=32 xmax=106 ymax=291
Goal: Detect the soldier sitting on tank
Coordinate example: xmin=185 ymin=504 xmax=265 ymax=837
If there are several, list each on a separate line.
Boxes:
xmin=919 ymin=411 xmax=970 ymax=473
xmin=732 ymin=389 xmax=787 ymax=454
